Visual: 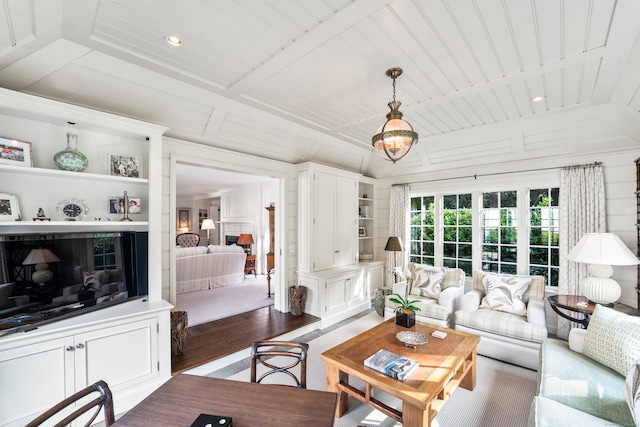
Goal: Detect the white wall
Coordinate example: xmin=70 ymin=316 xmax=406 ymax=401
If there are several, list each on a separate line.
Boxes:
xmin=161 ymin=137 xmax=297 ymax=313
xmin=374 ymin=148 xmax=640 ymax=335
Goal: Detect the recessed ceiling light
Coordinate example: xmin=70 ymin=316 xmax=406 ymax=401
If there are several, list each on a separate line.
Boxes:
xmin=166 ymin=36 xmax=183 ymax=47
xmin=532 ymin=96 xmax=545 ymax=102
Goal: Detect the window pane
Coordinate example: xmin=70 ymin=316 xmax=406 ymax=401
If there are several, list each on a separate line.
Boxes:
xmin=528 ymin=187 xmax=560 ymax=286
xmin=410 ymin=212 xmax=422 ymax=225
xmin=500 ymin=208 xmax=517 ymax=226
xmin=459 ymin=244 xmax=472 ymax=259
xmin=424 ymin=227 xmax=434 ymax=240
xmin=459 ymin=194 xmax=472 ymax=209
xmin=443 ymin=210 xmax=457 ymax=226
xmin=483 ymin=192 xmax=498 ymax=208
xmin=482 ymin=245 xmax=498 ymax=261
xmin=459 ymin=209 xmax=472 ymax=226
xmin=501 ymin=191 xmax=517 ymax=207
xmin=443 ymin=194 xmax=457 ymax=209
xmin=459 ymin=226 xmax=472 ymax=242
xmin=501 ymin=264 xmax=517 ymax=274
xmin=530 ymin=228 xmax=545 ymax=245
xmin=501 ymin=227 xmax=517 ymax=244
xmin=484 ymin=228 xmax=499 ymax=244
xmin=530 ymin=247 xmax=548 ymax=265
xmin=443 ymin=243 xmax=456 ymax=257
xmin=501 ymin=246 xmax=517 ymax=263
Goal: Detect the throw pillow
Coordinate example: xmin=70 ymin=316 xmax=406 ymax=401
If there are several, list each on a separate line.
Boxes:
xmin=479 ymin=274 xmax=530 ymax=316
xmin=583 ymin=305 xmax=640 ymax=376
xmin=626 ymin=358 xmax=640 ymax=426
xmin=409 ymin=266 xmax=446 ymax=299
xmin=83 ymin=270 xmax=110 ymax=290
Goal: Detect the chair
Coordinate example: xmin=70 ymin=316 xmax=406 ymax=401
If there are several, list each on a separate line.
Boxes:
xmin=26 ymin=380 xmax=115 ymax=427
xmin=176 ymin=232 xmax=200 ymax=247
xmin=250 ymin=340 xmax=308 ymax=388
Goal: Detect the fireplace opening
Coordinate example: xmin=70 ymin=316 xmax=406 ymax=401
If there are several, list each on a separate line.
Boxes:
xmin=226 ymin=235 xmax=239 ymax=246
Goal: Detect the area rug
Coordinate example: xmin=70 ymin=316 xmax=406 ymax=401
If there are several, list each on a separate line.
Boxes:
xmin=215 ymin=312 xmax=537 ymax=427
xmin=175 ymin=275 xmax=274 ymax=326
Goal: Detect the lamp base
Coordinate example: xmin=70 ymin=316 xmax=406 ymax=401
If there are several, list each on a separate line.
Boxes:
xmin=581 ymin=264 xmax=620 ymax=305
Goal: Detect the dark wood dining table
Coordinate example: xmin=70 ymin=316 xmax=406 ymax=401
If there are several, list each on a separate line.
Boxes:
xmin=113 ymin=374 xmax=338 ymax=426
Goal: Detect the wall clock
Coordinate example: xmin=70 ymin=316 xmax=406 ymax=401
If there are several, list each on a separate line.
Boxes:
xmin=56 ymin=198 xmax=90 ymax=221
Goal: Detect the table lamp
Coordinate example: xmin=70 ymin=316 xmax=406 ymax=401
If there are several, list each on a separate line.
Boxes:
xmin=238 ymin=233 xmax=254 ymax=254
xmin=567 ymin=231 xmax=640 ymax=304
xmin=385 ymin=236 xmax=404 ymax=282
xmin=22 ymin=248 xmax=60 ymax=285
xmin=201 ymin=218 xmax=215 ymax=245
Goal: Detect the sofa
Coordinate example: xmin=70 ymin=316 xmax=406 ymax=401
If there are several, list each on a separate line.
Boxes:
xmin=454 ymin=270 xmax=547 ymax=370
xmin=528 ymin=305 xmax=640 ymax=426
xmin=176 ymin=245 xmax=246 ymax=294
xmin=384 ymin=264 xmax=465 ymax=328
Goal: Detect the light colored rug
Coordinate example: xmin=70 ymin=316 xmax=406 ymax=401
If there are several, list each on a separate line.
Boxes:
xmin=175 ymin=275 xmax=274 ymax=326
xmin=216 ymin=312 xmax=537 ymax=426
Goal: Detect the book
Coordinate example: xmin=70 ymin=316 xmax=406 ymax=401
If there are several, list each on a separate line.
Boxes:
xmin=190 ymin=414 xmax=233 ymax=427
xmin=364 ymin=349 xmax=419 ymax=381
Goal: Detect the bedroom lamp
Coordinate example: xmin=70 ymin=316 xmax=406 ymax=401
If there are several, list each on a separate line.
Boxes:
xmin=238 ymin=233 xmax=254 ymax=255
xmin=567 ymin=231 xmax=640 ymax=305
xmin=22 ymin=248 xmax=60 ymax=285
xmin=371 ymin=68 xmax=418 ymax=164
xmin=201 ymin=219 xmax=215 ymax=245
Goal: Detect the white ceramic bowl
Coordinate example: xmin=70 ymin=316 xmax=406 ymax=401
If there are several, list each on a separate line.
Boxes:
xmin=396 ymin=331 xmax=428 ymax=348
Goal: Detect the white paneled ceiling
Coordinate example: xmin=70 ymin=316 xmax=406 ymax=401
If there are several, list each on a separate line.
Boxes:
xmin=1 ymin=0 xmax=640 ymax=180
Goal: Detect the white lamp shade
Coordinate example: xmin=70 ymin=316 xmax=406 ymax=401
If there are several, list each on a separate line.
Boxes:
xmin=567 ymin=232 xmax=640 ymax=266
xmin=22 ymin=248 xmax=60 ymax=265
xmin=201 ymin=219 xmax=215 ymax=230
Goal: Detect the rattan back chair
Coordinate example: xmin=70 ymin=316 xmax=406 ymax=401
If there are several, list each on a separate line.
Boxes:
xmin=250 ymin=340 xmax=308 ymax=388
xmin=25 ymin=380 xmax=115 ymax=427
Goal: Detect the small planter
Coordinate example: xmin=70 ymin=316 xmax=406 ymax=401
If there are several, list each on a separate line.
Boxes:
xmin=396 ymin=310 xmax=415 ymax=328
xmin=289 ymin=285 xmax=307 ymax=316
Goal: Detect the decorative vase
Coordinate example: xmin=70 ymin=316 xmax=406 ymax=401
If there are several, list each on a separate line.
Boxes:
xmin=53 ymin=132 xmax=88 ymax=172
xmin=395 ymin=310 xmax=415 ymax=328
xmin=373 ymin=287 xmax=392 ymax=317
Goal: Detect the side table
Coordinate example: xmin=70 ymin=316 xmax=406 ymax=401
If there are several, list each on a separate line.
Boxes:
xmin=244 ymin=255 xmax=257 ymax=278
xmin=548 ymin=295 xmax=640 ymax=328
xmin=373 ymin=287 xmax=392 ymax=317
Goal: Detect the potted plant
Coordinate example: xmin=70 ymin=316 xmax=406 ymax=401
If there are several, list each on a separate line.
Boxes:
xmin=389 ymin=283 xmax=421 ymax=328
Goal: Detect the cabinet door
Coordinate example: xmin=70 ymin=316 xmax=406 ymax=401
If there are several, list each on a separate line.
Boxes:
xmin=313 ymin=172 xmax=337 ymax=271
xmin=325 ymin=277 xmax=348 ymax=316
xmin=334 ymin=176 xmax=357 ymax=267
xmin=347 ymin=272 xmax=366 ymax=305
xmin=74 ymin=318 xmax=159 ymax=392
xmin=0 ymin=337 xmax=75 ymax=427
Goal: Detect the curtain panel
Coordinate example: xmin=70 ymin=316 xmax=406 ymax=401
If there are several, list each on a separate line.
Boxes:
xmin=387 ymin=184 xmax=409 ymax=286
xmin=557 ymin=163 xmax=606 ymax=339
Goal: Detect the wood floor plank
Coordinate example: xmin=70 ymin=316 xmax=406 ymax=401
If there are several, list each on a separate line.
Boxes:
xmin=171 ymin=306 xmax=318 ymax=374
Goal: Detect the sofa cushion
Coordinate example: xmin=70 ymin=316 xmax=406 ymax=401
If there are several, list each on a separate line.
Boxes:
xmin=583 ymin=305 xmax=640 ymax=376
xmin=455 ymin=308 xmax=547 ymax=343
xmin=479 ymin=273 xmax=530 ymax=316
xmin=208 ymin=244 xmax=245 ymax=254
xmin=538 ymin=337 xmax=633 ymax=426
xmin=409 ymin=266 xmax=445 ymax=299
xmin=528 ymin=396 xmax=619 ymax=426
xmin=473 ymin=270 xmax=545 ymax=302
xmin=385 ymin=295 xmax=449 ymax=321
xmin=625 ymin=358 xmax=640 ymax=426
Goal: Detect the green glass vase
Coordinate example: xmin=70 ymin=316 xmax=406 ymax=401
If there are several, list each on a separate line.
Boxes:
xmin=53 ymin=132 xmax=88 ymax=172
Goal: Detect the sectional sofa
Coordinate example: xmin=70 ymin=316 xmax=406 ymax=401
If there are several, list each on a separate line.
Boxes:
xmin=175 ymin=245 xmax=246 ymax=294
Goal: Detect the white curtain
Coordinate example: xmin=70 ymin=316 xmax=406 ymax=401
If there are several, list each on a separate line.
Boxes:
xmin=557 ymin=163 xmax=606 ymax=339
xmin=387 ymin=184 xmax=409 ymax=285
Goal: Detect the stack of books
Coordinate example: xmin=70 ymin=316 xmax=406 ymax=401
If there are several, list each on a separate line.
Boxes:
xmin=364 ymin=349 xmax=419 ymax=381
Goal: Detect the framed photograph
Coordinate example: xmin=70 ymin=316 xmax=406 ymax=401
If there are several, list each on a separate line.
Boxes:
xmin=0 ymin=193 xmax=20 ymax=221
xmin=109 ymin=196 xmax=142 ymax=214
xmin=0 ymin=136 xmax=32 ymax=167
xmin=359 ymin=226 xmax=366 ymax=237
xmin=108 ymin=154 xmax=142 ymax=178
xmin=177 ymin=207 xmax=191 ymax=232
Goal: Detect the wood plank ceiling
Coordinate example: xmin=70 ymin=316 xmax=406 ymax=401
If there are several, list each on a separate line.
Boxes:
xmin=0 ymin=0 xmax=639 ymax=179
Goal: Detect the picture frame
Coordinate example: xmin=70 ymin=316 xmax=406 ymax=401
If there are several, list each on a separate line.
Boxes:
xmin=108 ymin=154 xmax=142 ymax=178
xmin=359 ymin=226 xmax=366 ymax=237
xmin=177 ymin=207 xmax=192 ymax=232
xmin=109 ymin=196 xmax=142 ymax=214
xmin=0 ymin=193 xmax=21 ymax=221
xmin=0 ymin=136 xmax=32 ymax=167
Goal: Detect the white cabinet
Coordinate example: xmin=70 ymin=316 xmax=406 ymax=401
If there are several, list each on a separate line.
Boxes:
xmin=0 ymin=300 xmax=171 ymax=427
xmin=297 ymin=163 xmax=358 ymax=273
xmin=363 ymin=260 xmax=385 ymax=296
xmin=298 ymin=266 xmax=370 ymax=328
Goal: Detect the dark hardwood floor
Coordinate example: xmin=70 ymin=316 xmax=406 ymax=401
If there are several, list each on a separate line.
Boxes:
xmin=171 ymin=306 xmax=318 ymax=374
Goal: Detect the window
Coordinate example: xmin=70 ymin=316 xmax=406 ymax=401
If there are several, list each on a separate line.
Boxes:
xmin=93 ymin=233 xmax=116 ymax=270
xmin=409 ymin=196 xmax=435 ymax=265
xmin=443 ymin=194 xmax=472 ymax=274
xmin=529 ymin=188 xmax=560 ymax=286
xmin=482 ymin=191 xmax=517 ymax=274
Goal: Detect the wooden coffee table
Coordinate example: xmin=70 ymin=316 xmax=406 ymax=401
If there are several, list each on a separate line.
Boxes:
xmin=320 ymin=318 xmax=480 ymax=427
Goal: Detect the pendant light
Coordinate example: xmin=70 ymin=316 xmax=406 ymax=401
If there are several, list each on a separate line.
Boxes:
xmin=372 ymin=68 xmax=418 ymax=163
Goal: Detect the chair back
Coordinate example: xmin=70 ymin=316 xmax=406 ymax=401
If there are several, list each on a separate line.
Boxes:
xmin=176 ymin=232 xmax=200 ymax=247
xmin=25 ymin=380 xmax=115 ymax=427
xmin=250 ymin=340 xmax=308 ymax=388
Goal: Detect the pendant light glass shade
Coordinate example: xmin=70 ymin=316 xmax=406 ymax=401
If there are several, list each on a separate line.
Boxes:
xmin=372 ymin=68 xmax=418 ymax=163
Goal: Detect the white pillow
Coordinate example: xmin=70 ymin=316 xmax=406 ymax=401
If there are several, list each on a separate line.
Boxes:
xmin=626 ymin=358 xmax=640 ymax=426
xmin=409 ymin=266 xmax=446 ymax=299
xmin=479 ymin=274 xmax=530 ymax=316
xmin=583 ymin=305 xmax=640 ymax=376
